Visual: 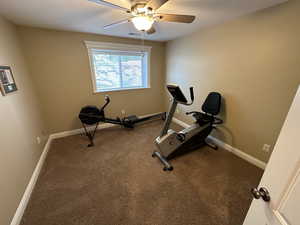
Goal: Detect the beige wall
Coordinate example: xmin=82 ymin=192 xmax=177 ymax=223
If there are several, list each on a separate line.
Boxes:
xmin=166 ymin=0 xmax=300 ymax=162
xmin=0 ymin=17 xmax=47 ymax=225
xmin=17 ymin=27 xmax=166 ymax=134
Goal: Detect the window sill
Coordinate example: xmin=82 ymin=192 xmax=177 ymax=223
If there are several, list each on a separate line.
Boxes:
xmin=93 ymin=87 xmax=150 ymax=94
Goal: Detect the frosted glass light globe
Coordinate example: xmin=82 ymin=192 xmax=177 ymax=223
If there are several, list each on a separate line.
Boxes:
xmin=132 ymin=16 xmax=154 ymax=31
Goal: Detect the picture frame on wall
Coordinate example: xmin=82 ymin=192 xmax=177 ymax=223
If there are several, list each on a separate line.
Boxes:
xmin=0 ymin=66 xmax=18 ymax=96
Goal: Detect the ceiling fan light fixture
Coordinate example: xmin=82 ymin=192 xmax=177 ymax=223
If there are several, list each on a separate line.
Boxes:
xmin=132 ymin=16 xmax=154 ymax=31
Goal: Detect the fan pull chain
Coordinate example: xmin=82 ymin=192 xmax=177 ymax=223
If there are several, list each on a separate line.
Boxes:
xmin=141 ymin=31 xmax=146 ymax=54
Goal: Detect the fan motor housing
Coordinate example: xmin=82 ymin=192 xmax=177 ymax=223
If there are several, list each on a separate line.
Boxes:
xmin=131 ymin=3 xmax=153 ymax=15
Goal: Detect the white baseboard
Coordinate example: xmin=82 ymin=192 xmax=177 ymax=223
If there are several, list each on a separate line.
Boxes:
xmin=172 ymin=117 xmax=190 ymax=128
xmin=50 ymin=123 xmax=115 ymax=139
xmin=10 ymin=137 xmax=52 ymax=225
xmin=208 ymin=136 xmax=266 ymax=170
xmin=172 ymin=118 xmax=266 ymax=170
xmin=50 ymin=112 xmax=164 ymax=139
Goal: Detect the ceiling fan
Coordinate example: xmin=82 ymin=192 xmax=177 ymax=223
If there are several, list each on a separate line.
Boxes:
xmin=89 ymin=0 xmax=196 ymax=35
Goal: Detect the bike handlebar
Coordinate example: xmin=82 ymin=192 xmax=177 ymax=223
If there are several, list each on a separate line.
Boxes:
xmin=181 ymin=86 xmax=194 ymax=106
xmin=189 ymin=87 xmax=194 ymax=103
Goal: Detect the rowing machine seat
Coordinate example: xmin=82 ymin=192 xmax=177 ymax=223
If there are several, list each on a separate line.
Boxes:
xmin=79 ymin=106 xmax=104 ymax=125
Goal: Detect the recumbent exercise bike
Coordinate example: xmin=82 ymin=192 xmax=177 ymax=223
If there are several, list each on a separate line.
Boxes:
xmin=79 ymin=95 xmax=166 ymax=147
xmin=152 ymin=84 xmax=223 ymax=171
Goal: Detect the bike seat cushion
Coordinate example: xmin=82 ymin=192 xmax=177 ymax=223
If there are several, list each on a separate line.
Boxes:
xmin=192 ymin=112 xmax=214 ymax=126
xmin=202 ymin=92 xmax=222 ymax=116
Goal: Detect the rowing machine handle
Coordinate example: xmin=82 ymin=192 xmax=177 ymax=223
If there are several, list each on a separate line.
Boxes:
xmin=105 ymin=95 xmax=110 ymax=103
xmin=190 ymin=87 xmax=194 ymax=102
xmin=100 ymin=95 xmax=110 ymax=111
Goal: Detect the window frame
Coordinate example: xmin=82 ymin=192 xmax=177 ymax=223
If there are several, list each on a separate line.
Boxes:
xmin=85 ymin=41 xmax=151 ymax=93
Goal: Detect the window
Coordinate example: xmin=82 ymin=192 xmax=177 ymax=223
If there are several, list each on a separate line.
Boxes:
xmin=85 ymin=41 xmax=151 ymax=92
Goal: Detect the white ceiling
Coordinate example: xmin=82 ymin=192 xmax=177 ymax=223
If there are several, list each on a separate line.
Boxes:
xmin=0 ymin=0 xmax=287 ymax=41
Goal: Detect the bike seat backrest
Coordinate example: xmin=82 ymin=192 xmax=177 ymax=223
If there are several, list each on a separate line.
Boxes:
xmin=202 ymin=92 xmax=222 ymax=116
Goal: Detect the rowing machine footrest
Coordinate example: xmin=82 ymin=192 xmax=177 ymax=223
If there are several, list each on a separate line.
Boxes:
xmin=123 ymin=115 xmax=138 ymax=128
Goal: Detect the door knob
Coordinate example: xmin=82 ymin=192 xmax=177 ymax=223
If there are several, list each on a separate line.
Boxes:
xmin=251 ymin=187 xmax=271 ymax=202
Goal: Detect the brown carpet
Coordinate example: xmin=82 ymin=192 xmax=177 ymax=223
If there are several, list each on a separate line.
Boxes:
xmin=20 ymin=121 xmax=263 ymax=225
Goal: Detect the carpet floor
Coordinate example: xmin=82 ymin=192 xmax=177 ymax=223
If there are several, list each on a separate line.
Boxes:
xmin=20 ymin=121 xmax=263 ymax=225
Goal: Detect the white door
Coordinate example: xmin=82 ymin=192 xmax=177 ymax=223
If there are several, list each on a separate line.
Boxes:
xmin=243 ymin=85 xmax=300 ymax=225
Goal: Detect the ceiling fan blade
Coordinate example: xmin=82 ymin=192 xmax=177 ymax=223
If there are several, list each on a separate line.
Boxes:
xmin=104 ymin=18 xmax=131 ymax=29
xmin=146 ymin=0 xmax=169 ymax=10
xmin=156 ymin=13 xmax=195 ymax=23
xmin=147 ymin=26 xmax=156 ymax=35
xmin=88 ymin=0 xmax=130 ymax=12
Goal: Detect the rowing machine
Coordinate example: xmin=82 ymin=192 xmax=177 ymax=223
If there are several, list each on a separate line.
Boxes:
xmin=79 ymin=96 xmax=166 ymax=147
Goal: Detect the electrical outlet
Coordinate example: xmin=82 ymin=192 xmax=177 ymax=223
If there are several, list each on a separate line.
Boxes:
xmin=262 ymin=144 xmax=271 ymax=152
xmin=36 ymin=136 xmax=41 ymax=145
xmin=121 ymin=109 xmax=126 ymax=115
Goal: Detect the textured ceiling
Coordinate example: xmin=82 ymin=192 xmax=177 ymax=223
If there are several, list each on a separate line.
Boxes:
xmin=0 ymin=0 xmax=287 ymax=41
